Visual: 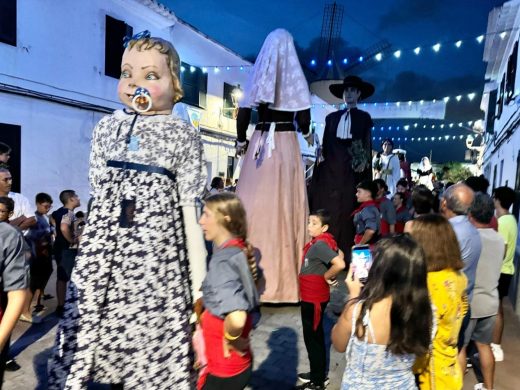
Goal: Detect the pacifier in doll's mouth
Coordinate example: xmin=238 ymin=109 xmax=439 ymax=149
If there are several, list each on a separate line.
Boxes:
xmin=131 ymin=87 xmax=153 ymax=113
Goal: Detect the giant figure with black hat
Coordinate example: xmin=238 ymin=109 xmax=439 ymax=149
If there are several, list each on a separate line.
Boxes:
xmin=308 ymin=75 xmax=374 ymax=258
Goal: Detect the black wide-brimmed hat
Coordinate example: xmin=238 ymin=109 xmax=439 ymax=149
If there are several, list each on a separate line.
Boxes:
xmin=329 ymin=75 xmax=375 ymax=100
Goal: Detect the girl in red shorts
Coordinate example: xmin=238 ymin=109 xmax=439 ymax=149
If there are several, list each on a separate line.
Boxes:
xmin=198 ymin=193 xmax=260 ymax=390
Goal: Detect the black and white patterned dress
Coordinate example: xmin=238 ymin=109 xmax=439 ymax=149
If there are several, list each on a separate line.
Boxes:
xmin=48 ymin=110 xmax=207 ymax=389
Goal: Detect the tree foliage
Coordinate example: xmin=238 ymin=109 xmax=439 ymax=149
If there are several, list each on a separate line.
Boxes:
xmin=437 ymin=162 xmax=473 ymax=183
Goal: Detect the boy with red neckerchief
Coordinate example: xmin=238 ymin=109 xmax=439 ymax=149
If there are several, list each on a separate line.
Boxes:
xmin=352 ymin=180 xmax=380 ymax=245
xmin=298 ymin=209 xmax=345 ymax=390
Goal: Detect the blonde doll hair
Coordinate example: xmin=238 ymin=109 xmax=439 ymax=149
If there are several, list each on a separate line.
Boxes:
xmin=126 ymin=37 xmax=184 ymax=103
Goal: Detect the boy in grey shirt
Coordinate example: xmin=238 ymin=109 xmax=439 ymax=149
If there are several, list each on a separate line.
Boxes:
xmin=460 ymin=193 xmax=504 ymax=390
xmin=0 ymin=222 xmax=29 ymax=382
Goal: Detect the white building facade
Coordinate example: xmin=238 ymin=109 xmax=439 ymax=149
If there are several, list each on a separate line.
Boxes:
xmin=481 ymin=0 xmax=520 ymax=314
xmin=0 ymin=0 xmax=251 ymax=205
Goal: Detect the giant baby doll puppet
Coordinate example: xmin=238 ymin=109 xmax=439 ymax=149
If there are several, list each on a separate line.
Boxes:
xmin=308 ymin=76 xmax=374 ymax=258
xmin=48 ymin=32 xmax=207 ymax=389
xmin=235 ymin=29 xmax=312 ymax=303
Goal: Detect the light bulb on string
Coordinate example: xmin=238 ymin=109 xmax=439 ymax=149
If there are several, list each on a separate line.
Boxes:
xmin=432 ymin=43 xmax=441 ymax=52
xmin=455 ymin=40 xmax=463 ymax=48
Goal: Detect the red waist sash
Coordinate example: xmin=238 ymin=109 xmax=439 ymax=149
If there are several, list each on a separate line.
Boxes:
xmin=299 ymin=274 xmax=329 ymax=331
xmin=198 ymin=311 xmax=252 ymax=389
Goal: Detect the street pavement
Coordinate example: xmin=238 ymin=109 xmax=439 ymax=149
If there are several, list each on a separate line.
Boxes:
xmin=3 ymin=270 xmax=520 ymax=389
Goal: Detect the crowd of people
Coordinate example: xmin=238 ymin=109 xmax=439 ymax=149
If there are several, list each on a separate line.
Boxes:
xmin=0 ymin=152 xmax=87 ymax=380
xmin=0 ymin=27 xmax=518 ymax=390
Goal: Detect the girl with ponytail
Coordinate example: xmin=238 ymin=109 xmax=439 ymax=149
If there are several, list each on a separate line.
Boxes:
xmin=197 ymin=192 xmax=260 ymax=390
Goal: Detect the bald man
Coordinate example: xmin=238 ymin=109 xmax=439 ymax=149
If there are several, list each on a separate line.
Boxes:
xmin=441 ymin=183 xmax=482 ymax=351
xmin=441 ymin=183 xmax=481 ymax=299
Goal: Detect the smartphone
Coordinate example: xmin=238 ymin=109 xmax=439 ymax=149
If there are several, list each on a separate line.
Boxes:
xmin=351 ymin=245 xmax=373 ymax=283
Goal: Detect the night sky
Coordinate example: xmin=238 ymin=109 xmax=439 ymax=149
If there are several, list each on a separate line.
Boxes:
xmin=164 ymin=0 xmax=506 ymax=164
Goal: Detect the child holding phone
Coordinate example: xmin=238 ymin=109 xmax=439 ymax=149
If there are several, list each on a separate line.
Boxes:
xmin=332 ymin=235 xmax=432 ymax=389
xmin=298 ymin=209 xmax=345 ymax=390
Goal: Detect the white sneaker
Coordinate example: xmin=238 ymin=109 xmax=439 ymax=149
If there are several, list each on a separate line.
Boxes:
xmin=490 ymin=343 xmax=504 ymax=362
xmin=297 ymin=373 xmax=330 ymax=387
xmin=474 ymin=383 xmax=494 ymax=390
xmin=19 ymin=314 xmax=43 ymax=324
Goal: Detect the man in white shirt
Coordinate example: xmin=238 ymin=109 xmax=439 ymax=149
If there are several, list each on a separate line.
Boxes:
xmin=372 ymin=139 xmax=401 ymax=196
xmin=0 ymin=168 xmax=36 ymax=231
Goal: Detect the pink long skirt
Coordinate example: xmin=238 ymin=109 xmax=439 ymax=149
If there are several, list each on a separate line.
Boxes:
xmin=236 ymin=130 xmax=308 ymax=303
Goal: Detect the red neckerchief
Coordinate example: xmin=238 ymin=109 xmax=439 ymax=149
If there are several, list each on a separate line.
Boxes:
xmin=301 ymin=232 xmax=338 ymax=264
xmin=219 ymin=238 xmax=246 ymax=250
xmin=396 ymin=205 xmax=406 ymax=214
xmin=351 ymin=200 xmax=378 ymax=217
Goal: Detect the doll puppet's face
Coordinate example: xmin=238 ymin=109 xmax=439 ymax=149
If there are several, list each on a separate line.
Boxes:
xmin=118 ymin=46 xmax=176 ymax=114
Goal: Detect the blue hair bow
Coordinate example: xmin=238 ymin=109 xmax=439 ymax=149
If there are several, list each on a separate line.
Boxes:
xmin=123 ymin=30 xmax=151 ymax=47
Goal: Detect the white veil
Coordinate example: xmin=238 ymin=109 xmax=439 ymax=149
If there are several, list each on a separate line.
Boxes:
xmin=240 ymin=29 xmax=311 ymax=112
xmin=419 ymin=157 xmax=432 ymax=171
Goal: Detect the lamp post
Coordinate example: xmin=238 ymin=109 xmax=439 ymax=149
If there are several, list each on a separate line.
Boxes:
xmin=220 ymin=84 xmax=243 ymax=121
xmin=231 ymin=84 xmax=243 ymax=119
xmin=465 ymin=120 xmax=485 ymax=173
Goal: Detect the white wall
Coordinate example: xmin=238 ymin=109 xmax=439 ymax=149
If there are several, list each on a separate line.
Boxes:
xmin=0 ymin=0 xmax=252 ymax=199
xmin=0 ymin=93 xmax=104 ymax=209
xmin=481 ymin=2 xmax=520 ymax=315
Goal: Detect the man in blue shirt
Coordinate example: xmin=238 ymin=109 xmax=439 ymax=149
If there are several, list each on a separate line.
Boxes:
xmin=440 ymin=182 xmax=482 ymax=351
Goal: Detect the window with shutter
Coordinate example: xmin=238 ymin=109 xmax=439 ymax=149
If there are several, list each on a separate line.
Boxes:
xmin=105 ymin=15 xmax=133 ymax=79
xmin=0 ymin=0 xmax=16 ymax=47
